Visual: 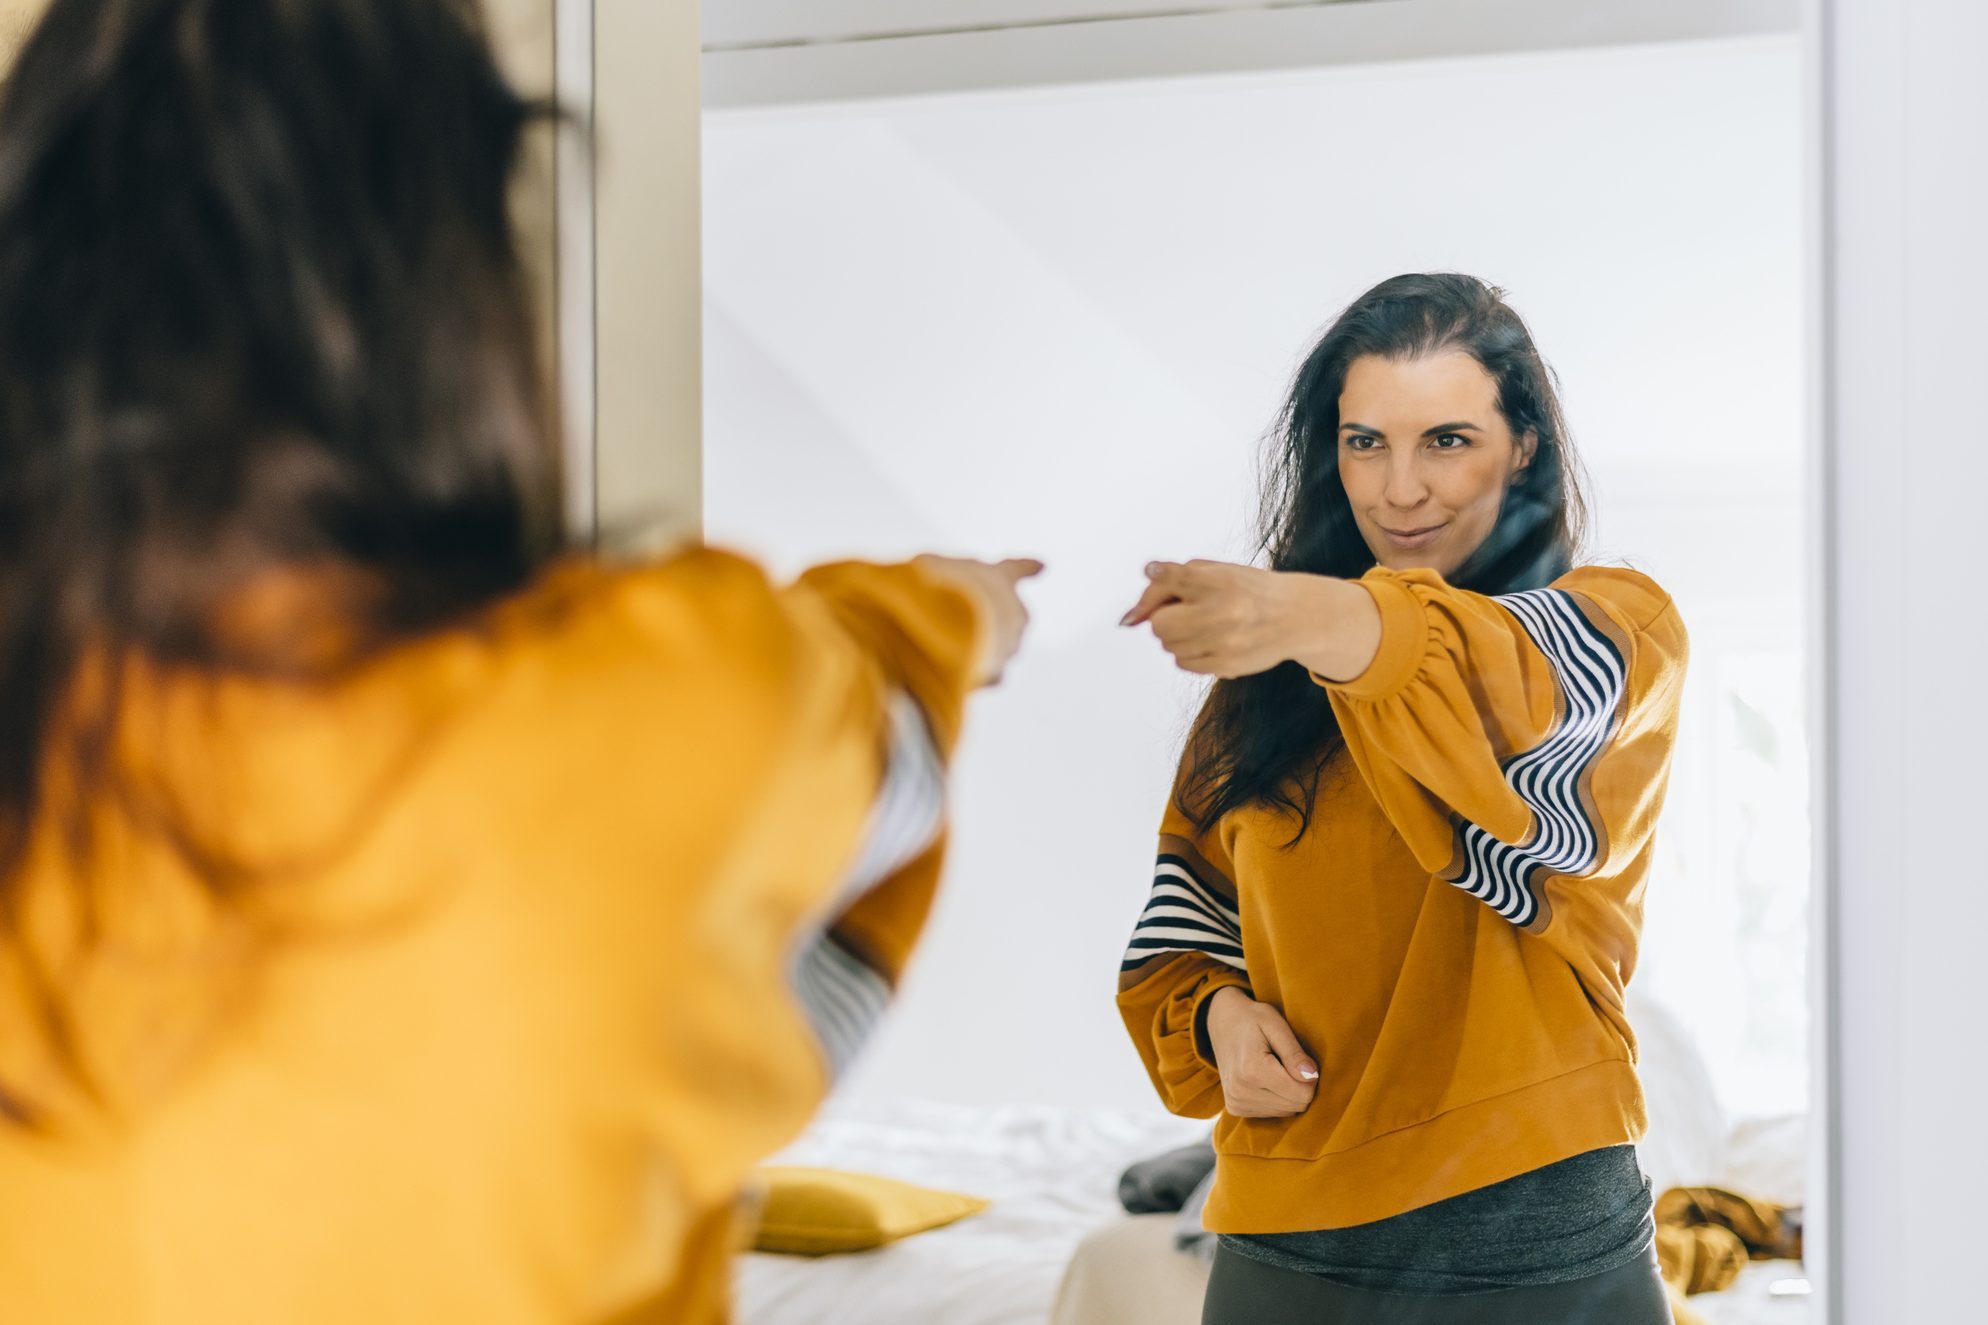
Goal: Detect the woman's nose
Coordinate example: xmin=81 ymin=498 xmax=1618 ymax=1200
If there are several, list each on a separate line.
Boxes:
xmin=1383 ymin=455 xmax=1430 ymax=509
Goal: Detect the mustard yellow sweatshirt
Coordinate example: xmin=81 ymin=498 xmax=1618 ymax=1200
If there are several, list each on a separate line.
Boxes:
xmin=1118 ymin=564 xmax=1687 ymax=1232
xmin=0 ymin=549 xmax=984 ymax=1325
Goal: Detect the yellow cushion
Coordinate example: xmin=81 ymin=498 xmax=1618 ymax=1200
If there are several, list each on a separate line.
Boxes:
xmin=749 ymin=1166 xmax=991 ymax=1256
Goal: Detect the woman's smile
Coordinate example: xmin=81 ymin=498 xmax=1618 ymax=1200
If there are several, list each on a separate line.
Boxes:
xmin=1377 ymin=522 xmax=1449 ymax=550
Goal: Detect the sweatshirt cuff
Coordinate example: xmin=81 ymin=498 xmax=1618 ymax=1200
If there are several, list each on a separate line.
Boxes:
xmin=1192 ymin=977 xmax=1251 ymax=1071
xmin=1311 ymin=569 xmax=1426 ymax=703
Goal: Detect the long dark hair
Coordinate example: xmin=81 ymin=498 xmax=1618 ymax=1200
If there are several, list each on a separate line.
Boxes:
xmin=0 ymin=0 xmax=559 ymax=966
xmin=1180 ymin=273 xmax=1590 ymax=843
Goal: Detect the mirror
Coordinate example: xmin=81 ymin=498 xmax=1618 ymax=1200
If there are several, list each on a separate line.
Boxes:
xmin=697 ymin=9 xmax=1813 ymax=1325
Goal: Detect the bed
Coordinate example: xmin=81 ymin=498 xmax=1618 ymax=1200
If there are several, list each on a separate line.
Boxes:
xmin=735 ymin=1098 xmax=1209 ymax=1325
xmin=736 ymin=998 xmax=1809 ymax=1325
xmin=734 ymin=1098 xmax=1808 ymax=1325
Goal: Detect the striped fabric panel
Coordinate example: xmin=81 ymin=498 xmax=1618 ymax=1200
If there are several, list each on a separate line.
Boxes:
xmin=1120 ymin=852 xmax=1246 ymax=976
xmin=830 ymin=691 xmax=947 ymax=910
xmin=790 ymin=690 xmax=945 ymax=1079
xmin=792 ymin=930 xmax=892 ymax=1079
xmin=1446 ymin=588 xmax=1628 ymax=927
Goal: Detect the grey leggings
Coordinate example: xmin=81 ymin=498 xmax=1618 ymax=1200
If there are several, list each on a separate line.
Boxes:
xmin=1202 ymin=1242 xmax=1674 ymax=1325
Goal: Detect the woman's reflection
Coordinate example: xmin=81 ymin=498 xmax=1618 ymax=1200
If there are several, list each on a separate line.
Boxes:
xmin=1115 ymin=273 xmax=1688 ymax=1325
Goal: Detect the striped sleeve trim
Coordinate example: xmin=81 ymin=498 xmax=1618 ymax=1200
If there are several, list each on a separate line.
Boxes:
xmin=790 ymin=689 xmax=945 ymax=1080
xmin=792 ymin=931 xmax=892 ymax=1079
xmin=1119 ymin=835 xmax=1245 ymax=983
xmin=830 ymin=690 xmax=946 ymax=910
xmin=1446 ymin=588 xmax=1628 ymax=928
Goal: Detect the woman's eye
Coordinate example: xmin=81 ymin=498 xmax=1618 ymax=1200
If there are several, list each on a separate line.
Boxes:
xmin=1344 ymin=435 xmax=1380 ymax=451
xmin=1432 ymin=434 xmax=1470 ymax=450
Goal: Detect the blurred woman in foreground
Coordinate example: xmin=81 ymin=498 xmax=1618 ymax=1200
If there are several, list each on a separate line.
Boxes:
xmin=0 ymin=1 xmax=1035 ymax=1320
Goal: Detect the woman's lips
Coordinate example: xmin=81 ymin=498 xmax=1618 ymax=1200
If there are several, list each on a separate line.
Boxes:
xmin=1380 ymin=523 xmax=1446 ymax=550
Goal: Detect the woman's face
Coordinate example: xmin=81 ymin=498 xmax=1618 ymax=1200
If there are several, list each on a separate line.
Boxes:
xmin=1335 ymin=350 xmax=1535 ymax=579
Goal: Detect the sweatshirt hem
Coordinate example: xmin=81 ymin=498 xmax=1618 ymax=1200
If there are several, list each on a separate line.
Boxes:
xmin=1202 ymin=1058 xmax=1646 ymax=1233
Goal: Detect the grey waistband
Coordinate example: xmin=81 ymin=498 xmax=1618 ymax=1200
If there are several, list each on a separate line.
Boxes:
xmin=1217 ymin=1144 xmax=1657 ymax=1295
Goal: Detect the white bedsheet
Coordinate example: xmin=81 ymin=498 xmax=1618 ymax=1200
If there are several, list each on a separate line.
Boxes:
xmin=735 ymin=1098 xmax=1208 ymax=1325
xmin=735 ymin=1096 xmax=1814 ymax=1325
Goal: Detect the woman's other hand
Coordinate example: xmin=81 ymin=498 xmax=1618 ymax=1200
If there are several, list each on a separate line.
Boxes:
xmin=914 ymin=555 xmax=1044 ymax=686
xmin=1204 ymin=986 xmax=1319 ymax=1118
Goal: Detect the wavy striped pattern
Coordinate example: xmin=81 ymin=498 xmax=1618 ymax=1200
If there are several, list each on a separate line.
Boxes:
xmin=791 ymin=691 xmax=944 ymax=1079
xmin=830 ymin=691 xmax=946 ymax=910
xmin=1120 ymin=854 xmax=1246 ymax=975
xmin=1448 ymin=588 xmax=1627 ymax=927
xmin=792 ymin=931 xmax=892 ymax=1079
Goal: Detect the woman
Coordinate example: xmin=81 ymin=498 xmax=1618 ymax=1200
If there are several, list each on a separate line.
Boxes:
xmin=0 ymin=2 xmax=1036 ymax=1321
xmin=1117 ymin=273 xmax=1687 ymax=1323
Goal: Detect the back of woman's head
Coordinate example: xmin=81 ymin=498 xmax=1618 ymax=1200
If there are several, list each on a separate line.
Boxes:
xmin=0 ymin=0 xmax=559 ymax=871
xmin=1183 ymin=273 xmax=1590 ymax=841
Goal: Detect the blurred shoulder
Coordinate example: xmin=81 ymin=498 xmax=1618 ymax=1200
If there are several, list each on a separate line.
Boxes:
xmin=500 ymin=545 xmax=796 ymax=663
xmin=474 ymin=545 xmax=824 ymax=735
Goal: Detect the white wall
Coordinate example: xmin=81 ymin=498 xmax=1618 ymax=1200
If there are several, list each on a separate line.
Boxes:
xmin=1817 ymin=0 xmax=1988 ymax=1319
xmin=703 ymin=36 xmax=1805 ymax=1113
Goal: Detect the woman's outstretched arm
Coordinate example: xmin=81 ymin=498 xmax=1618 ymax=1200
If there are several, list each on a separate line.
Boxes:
xmin=1119 ymin=560 xmax=1383 ymax=683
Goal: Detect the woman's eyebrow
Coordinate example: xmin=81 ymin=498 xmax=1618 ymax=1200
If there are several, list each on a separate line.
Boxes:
xmin=1338 ymin=420 xmax=1485 ymax=436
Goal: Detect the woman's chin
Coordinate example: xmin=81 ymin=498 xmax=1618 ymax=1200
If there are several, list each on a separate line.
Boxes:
xmin=1369 ymin=549 xmax=1451 ymax=576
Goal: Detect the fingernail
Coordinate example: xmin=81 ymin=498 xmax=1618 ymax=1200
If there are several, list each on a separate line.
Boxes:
xmin=1118 ymin=610 xmax=1135 ymax=627
xmin=1298 ymin=1064 xmax=1319 ymax=1081
xmin=1144 ymin=562 xmax=1161 ymax=578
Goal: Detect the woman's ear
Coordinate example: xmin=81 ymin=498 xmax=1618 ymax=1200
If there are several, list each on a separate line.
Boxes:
xmin=1512 ymin=431 xmax=1539 ymax=477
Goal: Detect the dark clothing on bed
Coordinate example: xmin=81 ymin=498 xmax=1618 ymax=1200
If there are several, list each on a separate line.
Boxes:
xmin=1217 ymin=1145 xmax=1655 ymax=1295
xmin=1118 ymin=1140 xmax=1218 ymax=1215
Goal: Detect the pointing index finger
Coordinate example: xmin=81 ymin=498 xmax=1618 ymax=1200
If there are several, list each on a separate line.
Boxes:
xmin=1119 ymin=579 xmax=1177 ymax=628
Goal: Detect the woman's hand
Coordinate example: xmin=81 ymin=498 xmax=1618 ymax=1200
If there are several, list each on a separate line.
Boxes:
xmin=1204 ymin=986 xmax=1320 ymax=1118
xmin=1119 ymin=560 xmax=1380 ymax=682
xmin=913 ymin=555 xmax=1044 ymax=686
